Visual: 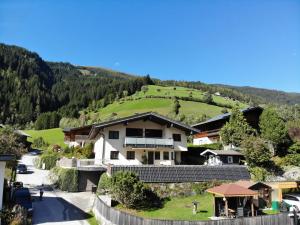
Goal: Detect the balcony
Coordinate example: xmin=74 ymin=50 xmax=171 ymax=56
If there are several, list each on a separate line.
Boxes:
xmin=124 ymin=137 xmax=174 ymax=148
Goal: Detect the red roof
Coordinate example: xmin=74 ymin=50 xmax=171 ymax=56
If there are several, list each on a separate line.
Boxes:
xmin=206 ymin=183 xmax=258 ymax=197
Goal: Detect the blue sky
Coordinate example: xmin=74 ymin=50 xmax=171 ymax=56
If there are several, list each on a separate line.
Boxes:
xmin=1 ymin=0 xmax=299 ymax=92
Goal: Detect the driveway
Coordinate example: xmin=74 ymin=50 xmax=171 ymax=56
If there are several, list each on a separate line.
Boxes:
xmin=17 ymin=154 xmax=94 ymax=225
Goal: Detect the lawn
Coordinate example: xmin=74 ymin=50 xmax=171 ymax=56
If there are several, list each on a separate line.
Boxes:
xmin=117 ymin=193 xmax=214 ymax=221
xmin=23 ymin=128 xmax=67 ymax=148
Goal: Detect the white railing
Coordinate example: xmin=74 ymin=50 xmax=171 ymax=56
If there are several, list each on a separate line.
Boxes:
xmin=124 ymin=137 xmax=174 ymax=148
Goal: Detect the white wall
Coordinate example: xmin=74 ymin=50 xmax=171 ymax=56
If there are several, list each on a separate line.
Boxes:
xmin=0 ymin=161 xmax=6 ymax=210
xmin=93 ymin=120 xmax=188 ymax=166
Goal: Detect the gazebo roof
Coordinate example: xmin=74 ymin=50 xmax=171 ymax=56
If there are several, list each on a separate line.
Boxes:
xmin=235 ymin=180 xmax=271 ymax=189
xmin=206 ymin=183 xmax=258 ymax=197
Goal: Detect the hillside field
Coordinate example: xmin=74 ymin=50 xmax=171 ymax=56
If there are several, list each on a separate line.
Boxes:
xmin=86 ymin=85 xmax=247 ymax=124
xmin=24 ymin=128 xmax=66 ymax=148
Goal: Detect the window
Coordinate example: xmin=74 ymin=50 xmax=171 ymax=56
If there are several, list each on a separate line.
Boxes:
xmin=126 ymin=128 xmax=143 ymax=137
xmin=173 ymin=134 xmax=181 ymax=142
xmin=171 ymin=152 xmax=174 ymax=160
xmin=227 ymin=156 xmax=233 ymax=164
xmin=110 ymin=151 xmax=119 ymax=160
xmin=155 ymin=151 xmax=160 ymax=160
xmin=145 ymin=129 xmax=163 ymax=138
xmin=109 ymin=131 xmax=119 ymax=139
xmin=163 ymin=152 xmax=169 ymax=160
xmin=126 ymin=151 xmax=135 ymax=160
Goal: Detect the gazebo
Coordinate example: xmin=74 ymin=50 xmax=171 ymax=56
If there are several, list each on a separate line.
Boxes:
xmin=207 ymin=183 xmax=258 ymax=218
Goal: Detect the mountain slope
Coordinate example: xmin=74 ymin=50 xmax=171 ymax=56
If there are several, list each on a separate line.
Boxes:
xmin=215 ymin=84 xmax=300 ymax=105
xmin=83 ymin=85 xmax=247 ymax=125
xmin=0 ymin=43 xmax=148 ymax=126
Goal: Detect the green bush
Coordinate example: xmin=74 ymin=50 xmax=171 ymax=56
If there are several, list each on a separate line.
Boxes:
xmin=249 ymin=167 xmax=270 ymax=181
xmin=81 ymin=143 xmax=94 ymax=159
xmin=38 ymin=153 xmax=59 ymax=170
xmin=110 ymin=171 xmax=161 ymax=209
xmin=32 ymin=137 xmax=48 ymax=148
xmin=97 ymin=173 xmax=111 ymax=194
xmin=188 ymin=142 xmax=223 ymax=150
xmin=52 ymin=167 xmax=78 ymax=192
xmin=192 ymin=180 xmax=224 ymax=194
xmin=282 ymin=154 xmax=300 ymax=167
xmin=288 ymin=142 xmax=300 ymax=154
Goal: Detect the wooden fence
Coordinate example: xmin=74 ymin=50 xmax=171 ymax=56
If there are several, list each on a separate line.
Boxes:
xmin=93 ymin=196 xmax=295 ymax=225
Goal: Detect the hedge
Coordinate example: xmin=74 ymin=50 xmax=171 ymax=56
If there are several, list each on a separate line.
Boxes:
xmin=36 ymin=153 xmax=59 ymax=170
xmin=52 ymin=167 xmax=78 ymax=192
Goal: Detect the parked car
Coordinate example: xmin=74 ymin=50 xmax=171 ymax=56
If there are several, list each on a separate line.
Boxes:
xmin=13 ymin=188 xmax=33 ymax=216
xmin=16 ymin=164 xmax=27 ymax=174
xmin=282 ymin=194 xmax=300 ymax=211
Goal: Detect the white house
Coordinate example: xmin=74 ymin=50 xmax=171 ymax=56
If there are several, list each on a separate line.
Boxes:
xmin=64 ymin=112 xmax=199 ymax=166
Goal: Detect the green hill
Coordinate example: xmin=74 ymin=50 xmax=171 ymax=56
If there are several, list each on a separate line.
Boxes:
xmin=83 ymin=85 xmax=247 ymax=125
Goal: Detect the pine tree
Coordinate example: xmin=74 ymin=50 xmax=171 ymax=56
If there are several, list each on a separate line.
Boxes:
xmin=172 ymin=98 xmax=181 ymax=115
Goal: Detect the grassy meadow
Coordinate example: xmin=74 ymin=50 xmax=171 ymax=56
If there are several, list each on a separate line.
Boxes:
xmin=23 ymin=128 xmax=66 ymax=148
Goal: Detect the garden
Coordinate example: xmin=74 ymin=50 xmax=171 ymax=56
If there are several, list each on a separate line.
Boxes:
xmin=97 ymin=171 xmax=216 ymax=221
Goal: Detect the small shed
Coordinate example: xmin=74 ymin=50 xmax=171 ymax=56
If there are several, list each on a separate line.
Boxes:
xmin=207 ymin=183 xmax=258 ymax=218
xmin=235 ymin=180 xmax=272 ymax=208
xmin=200 ymin=149 xmax=244 ymax=166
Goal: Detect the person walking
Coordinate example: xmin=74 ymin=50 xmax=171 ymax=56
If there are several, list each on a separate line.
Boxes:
xmin=39 ymin=184 xmax=44 ymax=201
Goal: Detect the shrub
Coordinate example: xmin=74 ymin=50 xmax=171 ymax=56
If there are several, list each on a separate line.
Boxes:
xmin=110 ymin=171 xmax=161 ymax=209
xmin=188 ymin=142 xmax=223 ymax=150
xmin=51 ymin=167 xmax=78 ymax=192
xmin=288 ymin=142 xmax=300 ymax=154
xmin=249 ymin=167 xmax=270 ymax=181
xmin=38 ymin=153 xmax=59 ymax=170
xmin=81 ymin=143 xmax=94 ymax=159
xmin=281 ymin=154 xmax=300 ymax=167
xmin=97 ymin=173 xmax=111 ymax=194
xmin=32 ymin=137 xmax=48 ymax=149
xmin=192 ymin=180 xmax=224 ymax=194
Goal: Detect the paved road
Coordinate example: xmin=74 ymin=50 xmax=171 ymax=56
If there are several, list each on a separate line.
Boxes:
xmin=17 ymin=154 xmax=94 ymax=225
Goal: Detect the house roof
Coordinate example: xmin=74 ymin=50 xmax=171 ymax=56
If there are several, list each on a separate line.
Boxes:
xmin=235 ymin=180 xmax=271 ymax=189
xmin=88 ymin=112 xmax=200 ymax=139
xmin=200 ymin=149 xmax=243 ymax=156
xmin=206 ymin=183 xmax=258 ymax=197
xmin=111 ymin=165 xmax=251 ymax=183
xmin=192 ymin=106 xmax=263 ymax=128
xmin=0 ymin=154 xmax=15 ymax=161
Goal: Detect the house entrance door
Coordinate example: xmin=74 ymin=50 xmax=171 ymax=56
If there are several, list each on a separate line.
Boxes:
xmin=148 ymin=151 xmax=154 ymax=164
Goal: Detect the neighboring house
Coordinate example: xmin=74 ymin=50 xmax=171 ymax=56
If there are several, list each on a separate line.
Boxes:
xmin=64 ymin=112 xmax=199 ymax=166
xmin=200 ymin=149 xmax=244 ymax=166
xmin=192 ymin=106 xmax=263 ymax=145
xmin=0 ymin=154 xmax=15 ymax=210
